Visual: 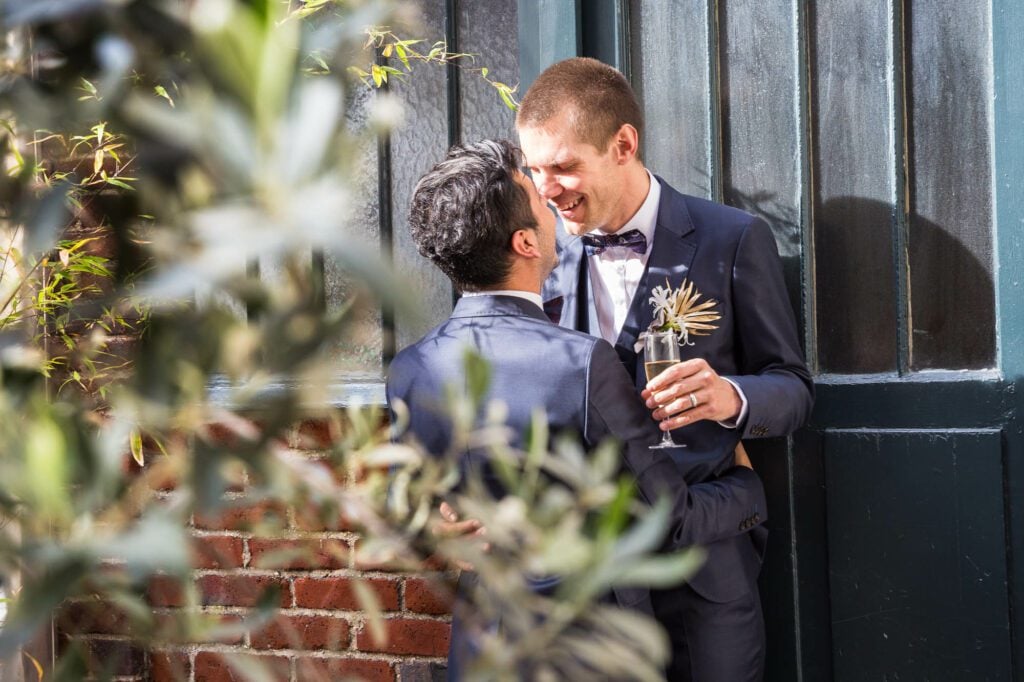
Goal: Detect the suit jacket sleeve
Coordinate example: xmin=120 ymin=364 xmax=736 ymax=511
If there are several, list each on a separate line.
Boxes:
xmin=726 ymin=217 xmax=814 ymax=438
xmin=586 ymin=340 xmax=766 ymax=549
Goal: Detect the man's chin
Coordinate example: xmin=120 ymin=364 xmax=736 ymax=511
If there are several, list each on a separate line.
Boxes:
xmin=561 ymin=220 xmax=594 ymax=236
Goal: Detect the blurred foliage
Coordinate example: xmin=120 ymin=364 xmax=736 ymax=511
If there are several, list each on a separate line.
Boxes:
xmin=0 ymin=1 xmax=695 ymax=680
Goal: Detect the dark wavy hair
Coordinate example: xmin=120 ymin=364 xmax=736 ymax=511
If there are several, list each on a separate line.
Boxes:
xmin=516 ymin=57 xmax=643 ymax=151
xmin=408 ymin=139 xmax=537 ymax=292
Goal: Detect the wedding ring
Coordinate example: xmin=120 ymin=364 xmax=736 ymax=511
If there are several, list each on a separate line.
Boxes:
xmin=688 ymin=392 xmax=698 ymax=409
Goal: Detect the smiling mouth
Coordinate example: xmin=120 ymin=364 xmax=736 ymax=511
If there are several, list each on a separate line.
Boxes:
xmin=557 ymin=196 xmax=583 ymax=213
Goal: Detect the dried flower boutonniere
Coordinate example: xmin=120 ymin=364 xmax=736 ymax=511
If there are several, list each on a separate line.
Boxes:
xmin=644 ymin=278 xmax=722 ymax=348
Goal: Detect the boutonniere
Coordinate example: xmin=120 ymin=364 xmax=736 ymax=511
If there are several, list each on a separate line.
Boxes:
xmin=635 ymin=278 xmax=722 ymax=352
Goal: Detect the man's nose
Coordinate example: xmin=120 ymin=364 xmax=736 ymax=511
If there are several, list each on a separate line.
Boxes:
xmin=534 ymin=172 xmax=562 ymax=200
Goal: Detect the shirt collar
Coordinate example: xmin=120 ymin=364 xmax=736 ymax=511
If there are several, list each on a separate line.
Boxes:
xmin=594 ymin=170 xmax=661 ymax=253
xmin=461 ymin=289 xmax=544 ymax=311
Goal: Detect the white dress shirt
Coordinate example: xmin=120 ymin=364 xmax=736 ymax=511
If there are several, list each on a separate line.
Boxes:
xmin=587 ymin=172 xmax=661 ymax=346
xmin=585 ymin=172 xmax=748 ymax=428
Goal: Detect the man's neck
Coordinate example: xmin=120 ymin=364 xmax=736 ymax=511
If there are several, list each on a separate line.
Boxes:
xmin=488 ymin=269 xmax=543 ymax=296
xmin=604 ymin=164 xmax=652 ymax=234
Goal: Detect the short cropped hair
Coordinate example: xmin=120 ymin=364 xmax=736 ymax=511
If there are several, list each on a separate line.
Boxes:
xmin=516 ymin=57 xmax=643 ymax=151
xmin=408 ymin=139 xmax=537 ymax=292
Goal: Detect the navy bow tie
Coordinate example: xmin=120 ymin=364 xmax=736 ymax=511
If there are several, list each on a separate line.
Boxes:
xmin=581 ymin=228 xmax=648 ymax=256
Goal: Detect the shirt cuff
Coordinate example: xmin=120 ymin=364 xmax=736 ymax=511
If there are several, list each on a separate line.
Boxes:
xmin=717 ymin=377 xmax=748 ymax=430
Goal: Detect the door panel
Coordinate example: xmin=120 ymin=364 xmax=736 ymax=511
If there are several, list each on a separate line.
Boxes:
xmin=826 ymin=430 xmax=1011 ymax=680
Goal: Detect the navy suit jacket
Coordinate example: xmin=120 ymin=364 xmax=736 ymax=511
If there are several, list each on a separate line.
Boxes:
xmin=386 ymin=294 xmax=768 ymax=609
xmin=542 ymin=179 xmax=814 ymax=602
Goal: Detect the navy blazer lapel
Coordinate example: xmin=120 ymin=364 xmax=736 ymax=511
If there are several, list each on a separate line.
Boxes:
xmin=543 ymin=227 xmax=593 ymax=332
xmin=614 ymin=180 xmax=698 ymax=356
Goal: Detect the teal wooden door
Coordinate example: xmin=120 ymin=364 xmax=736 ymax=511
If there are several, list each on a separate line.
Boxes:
xmin=520 ymin=1 xmax=1024 ymax=679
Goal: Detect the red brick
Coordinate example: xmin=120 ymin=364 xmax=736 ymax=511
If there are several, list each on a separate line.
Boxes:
xmin=193 ymin=501 xmax=286 ymax=532
xmin=194 ymin=651 xmax=290 ymax=682
xmin=193 ymin=535 xmax=245 ymax=569
xmin=197 ymin=575 xmax=290 ymax=608
xmin=249 ymin=537 xmax=348 ymax=570
xmin=250 ymin=614 xmax=350 ymax=651
xmin=404 ymin=578 xmax=454 ymax=616
xmin=293 ymin=577 xmax=399 ymax=611
xmin=296 ymin=657 xmax=394 ymax=681
xmin=356 ymin=618 xmax=450 ymax=657
xmin=151 ymin=650 xmax=190 ymax=682
xmin=148 ymin=575 xmax=186 ymax=607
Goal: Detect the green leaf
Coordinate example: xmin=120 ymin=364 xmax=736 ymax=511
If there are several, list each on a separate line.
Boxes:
xmin=24 ymin=414 xmax=71 ymax=521
xmin=498 ymin=85 xmax=517 ymax=111
xmin=154 ymin=84 xmax=175 ymax=107
xmin=612 ymin=548 xmax=707 ymax=588
xmin=394 ymin=43 xmax=409 ymax=70
xmin=596 ymin=477 xmax=634 ymax=544
xmin=130 ymin=428 xmax=144 ymax=466
xmin=23 ymin=651 xmax=44 ymax=682
xmin=353 ymin=579 xmax=386 ymax=645
xmin=103 ymin=176 xmax=135 ymax=191
xmin=462 ymin=349 xmax=491 ymax=407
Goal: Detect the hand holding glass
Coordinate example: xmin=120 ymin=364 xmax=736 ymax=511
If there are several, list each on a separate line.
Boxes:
xmin=644 ymin=330 xmax=682 ymax=449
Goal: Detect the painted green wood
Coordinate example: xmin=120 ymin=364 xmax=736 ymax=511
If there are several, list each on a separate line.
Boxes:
xmin=811 ymin=0 xmax=899 ymax=374
xmin=826 ymin=430 xmax=1011 ymax=680
xmin=907 ymin=1 xmax=996 ymax=370
xmin=580 ymin=0 xmax=628 ymax=75
xmin=517 ymin=0 xmax=580 ymax=93
xmin=750 ymin=438 xmax=802 ymax=682
xmin=812 ymin=375 xmax=1009 ymax=429
xmin=992 ymin=0 xmax=1024 ymax=674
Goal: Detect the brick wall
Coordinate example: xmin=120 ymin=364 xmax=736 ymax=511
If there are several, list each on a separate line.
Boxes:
xmin=58 ymin=420 xmax=455 ymax=682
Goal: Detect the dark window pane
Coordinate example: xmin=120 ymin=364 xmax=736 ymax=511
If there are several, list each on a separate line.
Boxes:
xmin=907 ymin=0 xmax=995 ymax=370
xmin=629 ymin=2 xmax=715 ymax=199
xmin=390 ymin=0 xmax=454 ymax=351
xmin=325 ymin=83 xmax=383 ymax=375
xmin=458 ymin=0 xmax=519 ymax=143
xmin=812 ymin=0 xmax=899 ymax=373
xmin=719 ymin=2 xmax=805 ymax=329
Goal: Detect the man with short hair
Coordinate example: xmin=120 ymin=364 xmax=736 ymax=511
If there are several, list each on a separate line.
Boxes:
xmin=517 ymin=57 xmax=814 ymax=681
xmin=386 ymin=139 xmax=768 ymax=680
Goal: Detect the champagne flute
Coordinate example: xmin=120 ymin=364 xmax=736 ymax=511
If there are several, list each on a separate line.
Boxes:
xmin=644 ymin=330 xmax=683 ymax=449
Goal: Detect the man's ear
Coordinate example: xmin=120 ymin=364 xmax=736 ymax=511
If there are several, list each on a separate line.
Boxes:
xmin=612 ymin=123 xmax=640 ymax=164
xmin=509 ymin=228 xmax=539 ymax=259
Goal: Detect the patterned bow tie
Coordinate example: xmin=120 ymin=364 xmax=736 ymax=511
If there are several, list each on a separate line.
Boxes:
xmin=581 ymin=228 xmax=648 ymax=256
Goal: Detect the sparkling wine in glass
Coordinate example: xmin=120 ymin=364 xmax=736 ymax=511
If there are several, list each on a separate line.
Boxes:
xmin=644 ymin=330 xmax=682 ymax=449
